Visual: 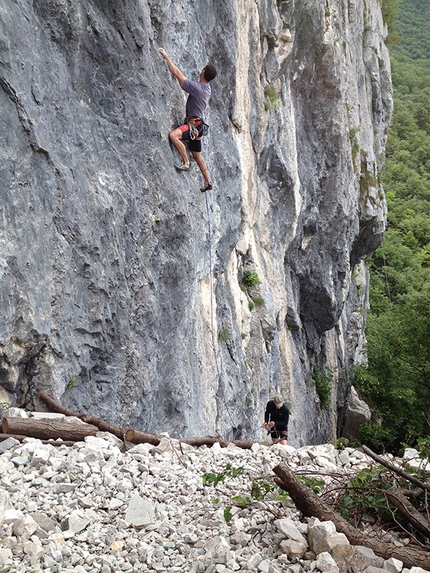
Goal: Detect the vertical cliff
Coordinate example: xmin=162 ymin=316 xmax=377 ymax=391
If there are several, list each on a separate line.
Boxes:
xmin=0 ymin=0 xmax=392 ymax=445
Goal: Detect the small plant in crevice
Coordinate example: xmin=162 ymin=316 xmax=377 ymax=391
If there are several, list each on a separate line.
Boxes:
xmin=218 ymin=328 xmax=230 ymax=343
xmin=245 ymin=387 xmax=256 ymax=408
xmin=264 ymin=85 xmax=281 ymax=111
xmin=252 ymin=296 xmax=265 ymax=307
xmin=242 ymin=271 xmax=264 ymax=310
xmin=349 ymin=126 xmax=360 ymax=167
xmin=66 ymin=377 xmax=78 ymax=390
xmin=242 ymin=270 xmax=261 ymax=290
xmin=312 ymin=366 xmax=333 ymax=408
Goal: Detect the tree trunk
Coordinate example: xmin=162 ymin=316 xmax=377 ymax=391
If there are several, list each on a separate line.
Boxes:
xmin=2 ymin=417 xmax=98 ymax=441
xmin=38 ymin=389 xmax=267 ymax=450
xmin=385 ymin=486 xmax=430 ymax=540
xmin=362 ymin=445 xmax=430 ymax=492
xmin=37 ymin=389 xmax=128 ymax=440
xmin=125 ymin=428 xmax=263 ymax=449
xmin=125 ymin=429 xmax=162 ymax=446
xmin=273 ymin=462 xmax=430 ymax=570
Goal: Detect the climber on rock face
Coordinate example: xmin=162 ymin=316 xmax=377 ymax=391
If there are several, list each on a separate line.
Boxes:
xmin=158 ymin=47 xmax=217 ymax=193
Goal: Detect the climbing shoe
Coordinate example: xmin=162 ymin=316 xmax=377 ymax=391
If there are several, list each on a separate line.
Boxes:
xmin=175 ymin=164 xmax=190 ymax=172
xmin=200 ymin=183 xmax=213 ymax=193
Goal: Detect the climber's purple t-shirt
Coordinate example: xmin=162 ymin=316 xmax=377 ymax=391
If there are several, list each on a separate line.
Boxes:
xmin=182 ymin=79 xmax=211 ymax=118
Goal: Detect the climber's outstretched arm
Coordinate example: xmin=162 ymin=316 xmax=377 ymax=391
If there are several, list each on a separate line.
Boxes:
xmin=158 ymin=48 xmax=186 ymax=87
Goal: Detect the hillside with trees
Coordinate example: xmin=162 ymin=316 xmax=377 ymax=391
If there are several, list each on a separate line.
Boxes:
xmin=355 ymin=0 xmax=430 ymax=451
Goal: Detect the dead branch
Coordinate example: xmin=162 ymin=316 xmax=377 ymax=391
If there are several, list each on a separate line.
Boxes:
xmin=273 ymin=462 xmax=430 ymax=569
xmin=37 ymin=390 xmax=128 ymax=440
xmin=38 ymin=389 xmax=267 ymax=449
xmin=385 ymin=486 xmax=430 ymax=540
xmin=362 ymin=445 xmax=430 ymax=492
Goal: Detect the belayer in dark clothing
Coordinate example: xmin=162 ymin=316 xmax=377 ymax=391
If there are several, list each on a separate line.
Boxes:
xmin=158 ymin=48 xmax=217 ymax=192
xmin=263 ymin=394 xmax=289 ymax=445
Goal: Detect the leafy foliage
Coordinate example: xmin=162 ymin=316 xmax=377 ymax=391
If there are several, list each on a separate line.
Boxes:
xmin=218 ymin=328 xmax=230 ymax=343
xmin=202 ymin=463 xmax=244 ymax=487
xmin=242 ymin=271 xmax=261 ymax=289
xmin=313 ymin=366 xmax=332 ymax=408
xmin=264 ymin=86 xmax=281 ymax=111
xmin=202 ymin=465 xmax=291 ymax=522
xmin=357 ymin=0 xmax=430 ymax=450
xmin=335 ymin=462 xmax=430 ymax=539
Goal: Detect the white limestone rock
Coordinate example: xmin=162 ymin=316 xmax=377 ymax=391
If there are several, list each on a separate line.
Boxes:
xmin=316 ymin=551 xmax=340 ymax=573
xmin=279 ymin=538 xmax=308 ymax=559
xmin=204 ymin=536 xmax=231 ymax=564
xmin=12 ymin=514 xmax=38 ymax=537
xmin=275 ymin=517 xmax=308 ymax=544
xmin=124 ymin=495 xmax=155 ymax=528
xmin=383 ymin=557 xmax=403 ymax=573
xmin=308 ymin=519 xmax=349 ymax=554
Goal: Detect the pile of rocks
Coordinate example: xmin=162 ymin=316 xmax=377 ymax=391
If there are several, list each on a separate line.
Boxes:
xmin=0 ymin=411 xmax=428 ymax=573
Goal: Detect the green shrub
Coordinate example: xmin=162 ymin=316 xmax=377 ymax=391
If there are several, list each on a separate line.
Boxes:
xmin=218 ymin=328 xmax=230 ymax=342
xmin=313 ymin=366 xmax=332 ymax=408
xmin=264 ymin=86 xmax=281 ymax=111
xmin=242 ymin=271 xmax=261 ymax=289
xmin=359 ymin=423 xmax=396 ymax=454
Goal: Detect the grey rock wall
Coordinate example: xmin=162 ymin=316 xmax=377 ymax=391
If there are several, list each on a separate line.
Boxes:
xmin=0 ymin=0 xmax=391 ymax=445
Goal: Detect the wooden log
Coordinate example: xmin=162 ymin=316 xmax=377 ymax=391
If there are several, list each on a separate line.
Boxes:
xmin=385 ymin=486 xmax=430 ymax=540
xmin=125 ymin=429 xmax=162 ymax=446
xmin=37 ymin=389 xmax=127 ymax=439
xmin=125 ymin=429 xmax=265 ymax=450
xmin=38 ymin=388 xmax=266 ymax=450
xmin=2 ymin=417 xmax=98 ymax=442
xmin=0 ymin=433 xmax=75 ymax=447
xmin=180 ymin=437 xmax=260 ymax=449
xmin=273 ymin=462 xmax=430 ymax=570
xmin=36 ymin=390 xmax=82 ymax=417
xmin=362 ymin=445 xmax=430 ymax=492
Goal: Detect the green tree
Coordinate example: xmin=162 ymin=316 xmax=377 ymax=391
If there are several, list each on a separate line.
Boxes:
xmin=357 ymin=0 xmax=430 ymax=450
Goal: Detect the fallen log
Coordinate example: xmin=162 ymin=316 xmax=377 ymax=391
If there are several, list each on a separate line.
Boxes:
xmin=362 ymin=444 xmax=430 ymax=493
xmin=38 ymin=389 xmax=267 ymax=450
xmin=385 ymin=485 xmax=430 ymax=540
xmin=273 ymin=462 xmax=430 ymax=570
xmin=0 ymin=433 xmax=75 ymax=447
xmin=180 ymin=437 xmax=258 ymax=449
xmin=2 ymin=417 xmax=98 ymax=442
xmin=125 ymin=428 xmax=262 ymax=449
xmin=36 ymin=390 xmax=82 ymax=417
xmin=124 ymin=429 xmax=162 ymax=446
xmin=37 ymin=389 xmax=128 ymax=440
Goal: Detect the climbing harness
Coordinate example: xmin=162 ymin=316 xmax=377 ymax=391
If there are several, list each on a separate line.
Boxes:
xmin=187 ymin=116 xmax=210 ymax=140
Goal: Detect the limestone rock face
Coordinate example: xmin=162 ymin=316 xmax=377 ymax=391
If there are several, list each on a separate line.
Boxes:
xmin=0 ymin=0 xmax=391 ymax=444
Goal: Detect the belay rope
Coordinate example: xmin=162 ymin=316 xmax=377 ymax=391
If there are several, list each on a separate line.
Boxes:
xmin=203 ymin=192 xmax=262 ymax=442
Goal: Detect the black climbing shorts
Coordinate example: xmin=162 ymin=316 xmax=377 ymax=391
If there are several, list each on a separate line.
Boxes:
xmin=270 ymin=430 xmax=288 ymax=441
